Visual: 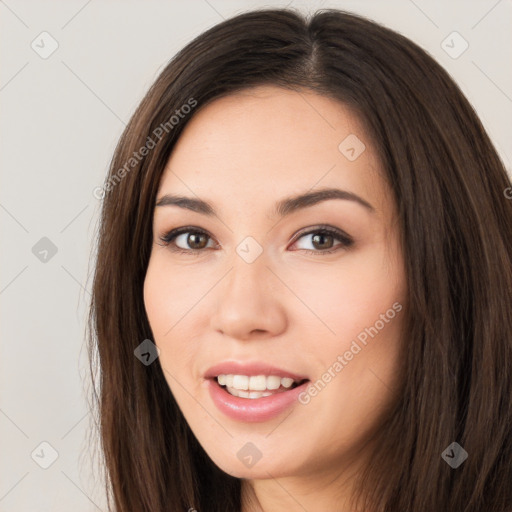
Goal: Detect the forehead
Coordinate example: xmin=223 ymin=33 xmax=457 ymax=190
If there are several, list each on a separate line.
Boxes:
xmin=158 ymin=85 xmax=387 ymax=216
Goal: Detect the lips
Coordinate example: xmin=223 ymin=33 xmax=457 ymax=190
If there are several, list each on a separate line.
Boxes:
xmin=204 ymin=361 xmax=311 ymax=422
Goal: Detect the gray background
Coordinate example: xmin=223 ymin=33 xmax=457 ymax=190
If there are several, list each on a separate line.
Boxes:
xmin=1 ymin=0 xmax=511 ymax=510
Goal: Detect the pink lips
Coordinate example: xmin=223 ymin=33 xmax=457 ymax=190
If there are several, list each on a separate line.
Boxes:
xmin=204 ymin=361 xmax=310 ymax=423
xmin=207 ymin=378 xmax=309 ymax=422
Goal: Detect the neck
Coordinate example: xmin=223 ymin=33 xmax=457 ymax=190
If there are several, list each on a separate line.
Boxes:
xmin=240 ymin=456 xmax=368 ymax=512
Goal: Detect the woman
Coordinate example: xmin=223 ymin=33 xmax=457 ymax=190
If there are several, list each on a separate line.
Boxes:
xmin=88 ymin=7 xmax=512 ymax=512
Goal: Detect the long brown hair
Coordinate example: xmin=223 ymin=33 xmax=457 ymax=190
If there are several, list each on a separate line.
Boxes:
xmin=87 ymin=7 xmax=512 ymax=511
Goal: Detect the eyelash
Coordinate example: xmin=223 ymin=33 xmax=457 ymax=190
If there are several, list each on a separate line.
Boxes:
xmin=158 ymin=224 xmax=354 ymax=256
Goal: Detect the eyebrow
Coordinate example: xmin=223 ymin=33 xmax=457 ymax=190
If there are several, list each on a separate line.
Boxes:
xmin=155 ymin=187 xmax=375 ymax=217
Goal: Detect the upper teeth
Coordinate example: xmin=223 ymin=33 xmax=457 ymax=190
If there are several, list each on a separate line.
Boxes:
xmin=217 ymin=374 xmax=297 ymax=391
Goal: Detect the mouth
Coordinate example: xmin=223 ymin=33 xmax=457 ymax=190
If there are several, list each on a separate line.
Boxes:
xmin=206 ymin=372 xmax=311 ymax=422
xmin=204 ymin=362 xmax=311 ymax=421
xmin=214 ymin=374 xmax=309 ymax=399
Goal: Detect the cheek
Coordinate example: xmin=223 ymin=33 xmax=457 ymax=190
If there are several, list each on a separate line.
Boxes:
xmin=286 ymin=244 xmax=404 ymax=343
xmin=143 ymin=260 xmax=168 ymax=337
xmin=143 ymin=255 xmax=206 ymax=338
xmin=296 ymin=242 xmax=405 ymax=412
xmin=143 ymin=258 xmax=193 ymax=375
xmin=143 ymin=256 xmax=213 ymax=406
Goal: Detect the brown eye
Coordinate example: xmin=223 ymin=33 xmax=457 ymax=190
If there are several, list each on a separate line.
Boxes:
xmin=185 ymin=232 xmax=209 ymax=250
xmin=310 ymin=232 xmax=335 ymax=250
xmin=291 ymin=226 xmax=354 ymax=255
xmin=159 ymin=227 xmax=215 ymax=253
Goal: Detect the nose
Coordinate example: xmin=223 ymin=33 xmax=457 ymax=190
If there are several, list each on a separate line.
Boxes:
xmin=209 ymin=253 xmax=287 ymax=341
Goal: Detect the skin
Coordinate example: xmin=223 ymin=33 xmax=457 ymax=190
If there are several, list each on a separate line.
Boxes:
xmin=143 ymin=85 xmax=407 ymax=512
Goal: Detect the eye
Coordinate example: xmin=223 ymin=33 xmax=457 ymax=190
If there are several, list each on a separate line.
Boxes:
xmin=289 ymin=225 xmax=354 ymax=255
xmin=158 ymin=226 xmax=216 ymax=255
xmin=157 ymin=224 xmax=353 ymax=256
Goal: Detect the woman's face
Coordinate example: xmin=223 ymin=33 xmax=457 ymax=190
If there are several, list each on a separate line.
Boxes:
xmin=144 ymin=85 xmax=406 ymax=483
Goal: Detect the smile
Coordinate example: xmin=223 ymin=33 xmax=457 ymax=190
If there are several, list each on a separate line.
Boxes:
xmin=206 ymin=375 xmax=309 ymax=422
xmin=217 ymin=374 xmax=306 ymax=399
